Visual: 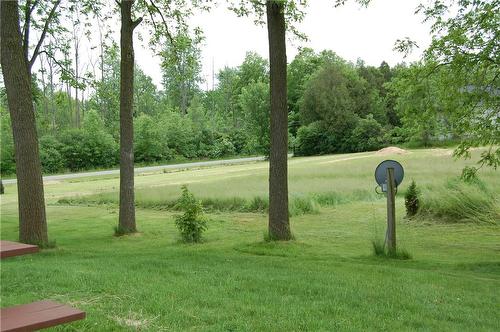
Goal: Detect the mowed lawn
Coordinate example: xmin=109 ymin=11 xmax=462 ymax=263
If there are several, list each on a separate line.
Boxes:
xmin=1 ymin=149 xmax=499 ymax=331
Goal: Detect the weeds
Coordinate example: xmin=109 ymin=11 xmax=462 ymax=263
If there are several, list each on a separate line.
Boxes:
xmin=417 ymin=177 xmax=498 ymax=224
xmin=58 ymin=190 xmax=382 ymax=216
xmin=371 ymin=239 xmax=411 ymax=260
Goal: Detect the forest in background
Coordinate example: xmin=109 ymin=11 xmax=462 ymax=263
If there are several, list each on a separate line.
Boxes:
xmin=1 ymin=0 xmax=497 ymax=178
xmin=0 ymin=46 xmax=461 ymax=176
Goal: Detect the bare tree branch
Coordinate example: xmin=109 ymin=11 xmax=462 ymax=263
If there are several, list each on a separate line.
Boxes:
xmin=28 ymin=0 xmax=62 ymax=71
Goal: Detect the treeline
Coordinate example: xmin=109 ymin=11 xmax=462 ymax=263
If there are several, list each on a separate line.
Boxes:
xmin=1 ymin=46 xmax=458 ymax=176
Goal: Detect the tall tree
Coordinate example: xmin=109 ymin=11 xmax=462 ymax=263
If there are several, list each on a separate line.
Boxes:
xmin=266 ymin=0 xmax=291 ymax=240
xmin=395 ymin=0 xmax=499 ymax=176
xmin=117 ymin=0 xmax=142 ymax=234
xmin=0 ymin=0 xmax=53 ymax=245
xmin=161 ymin=30 xmax=203 ymax=115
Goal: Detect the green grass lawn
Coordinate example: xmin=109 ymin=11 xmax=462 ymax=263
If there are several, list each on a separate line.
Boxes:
xmin=1 ymin=148 xmax=499 ymax=331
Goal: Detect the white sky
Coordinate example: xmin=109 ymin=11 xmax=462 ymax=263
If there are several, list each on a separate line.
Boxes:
xmin=134 ymin=0 xmax=432 ymax=89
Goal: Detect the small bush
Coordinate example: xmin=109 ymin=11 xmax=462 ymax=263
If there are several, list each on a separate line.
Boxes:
xmin=404 ymin=180 xmax=420 ymax=217
xmin=174 ymin=185 xmax=207 ymax=243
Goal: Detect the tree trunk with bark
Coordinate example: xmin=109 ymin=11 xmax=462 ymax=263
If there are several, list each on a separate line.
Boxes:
xmin=0 ymin=0 xmax=49 ymax=245
xmin=266 ymin=1 xmax=291 ymax=240
xmin=118 ymin=0 xmax=141 ymax=234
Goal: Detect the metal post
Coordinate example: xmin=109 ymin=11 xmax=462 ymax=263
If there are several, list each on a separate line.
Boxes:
xmin=386 ymin=167 xmax=396 ymax=254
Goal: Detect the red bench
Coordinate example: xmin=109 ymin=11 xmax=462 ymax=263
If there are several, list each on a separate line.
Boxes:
xmin=0 ymin=300 xmax=85 ymax=332
xmin=0 ymin=240 xmax=85 ymax=331
xmin=0 ymin=241 xmax=38 ymax=259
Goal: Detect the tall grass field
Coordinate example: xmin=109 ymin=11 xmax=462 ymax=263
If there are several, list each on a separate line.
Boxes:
xmin=1 ymin=148 xmax=499 ymax=331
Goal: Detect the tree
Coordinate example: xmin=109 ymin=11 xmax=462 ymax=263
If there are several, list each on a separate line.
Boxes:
xmin=117 ymin=0 xmax=142 ymax=234
xmin=161 ymin=30 xmax=203 ymax=115
xmin=266 ymin=1 xmax=291 ymax=240
xmin=299 ymin=63 xmax=360 ymax=152
xmin=396 ymin=0 xmax=499 ymax=175
xmin=228 ymin=0 xmax=370 ymax=240
xmin=386 ymin=62 xmax=454 ymax=147
xmin=214 ymin=66 xmax=241 ymax=129
xmin=115 ymin=0 xmax=204 ymax=234
xmin=0 ymin=0 xmax=53 ymax=245
xmin=239 ymin=82 xmax=270 ymax=155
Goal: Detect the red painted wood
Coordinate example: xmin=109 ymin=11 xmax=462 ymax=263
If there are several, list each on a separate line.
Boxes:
xmin=0 ymin=300 xmax=85 ymax=332
xmin=0 ymin=241 xmax=39 ymax=259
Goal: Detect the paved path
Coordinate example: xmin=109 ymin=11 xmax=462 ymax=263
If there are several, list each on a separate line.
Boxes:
xmin=2 ymin=156 xmax=265 ymax=185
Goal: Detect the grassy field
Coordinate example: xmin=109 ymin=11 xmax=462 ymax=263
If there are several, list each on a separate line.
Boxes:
xmin=1 ymin=148 xmax=499 ymax=331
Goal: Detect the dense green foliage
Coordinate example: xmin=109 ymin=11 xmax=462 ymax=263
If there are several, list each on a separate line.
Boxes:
xmin=394 ymin=0 xmax=499 ymax=173
xmin=1 ymin=1 xmax=497 ymax=176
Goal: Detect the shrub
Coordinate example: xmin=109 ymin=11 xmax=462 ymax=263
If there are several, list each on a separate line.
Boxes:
xmin=350 ymin=115 xmax=384 ymax=152
xmin=294 ymin=122 xmax=330 ymax=156
xmin=39 ymin=135 xmax=65 ymax=173
xmin=134 ymin=114 xmax=174 ymax=163
xmin=207 ymin=134 xmax=236 ymax=159
xmin=174 ymin=185 xmax=207 ymax=243
xmin=58 ymin=128 xmax=118 ymax=171
xmin=404 ymin=180 xmax=420 ymax=217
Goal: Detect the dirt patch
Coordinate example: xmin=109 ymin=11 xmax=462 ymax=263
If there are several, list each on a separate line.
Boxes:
xmin=376 ymin=146 xmax=408 ymax=156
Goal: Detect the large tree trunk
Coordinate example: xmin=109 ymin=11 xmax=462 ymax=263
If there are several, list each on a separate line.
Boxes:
xmin=118 ymin=0 xmax=140 ymax=234
xmin=266 ymin=1 xmax=291 ymax=240
xmin=0 ymin=0 xmax=49 ymax=245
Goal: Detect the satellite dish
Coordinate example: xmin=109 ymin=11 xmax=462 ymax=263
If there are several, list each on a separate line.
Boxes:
xmin=375 ymin=160 xmax=404 ymax=191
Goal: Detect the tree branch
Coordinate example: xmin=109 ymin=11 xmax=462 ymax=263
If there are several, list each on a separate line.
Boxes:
xmin=22 ymin=0 xmax=33 ymax=62
xmin=148 ymin=0 xmax=175 ymax=45
xmin=28 ymin=0 xmax=62 ymax=71
xmin=38 ymin=50 xmax=78 ymax=83
xmin=132 ymin=17 xmax=143 ymax=30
